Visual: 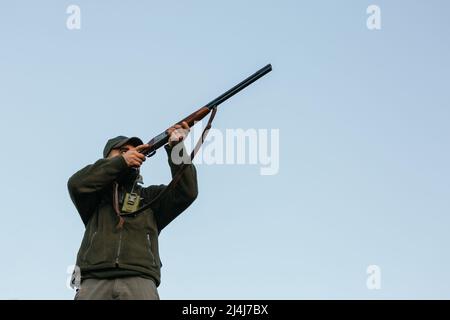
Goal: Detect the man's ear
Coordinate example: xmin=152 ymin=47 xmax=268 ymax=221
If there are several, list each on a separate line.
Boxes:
xmin=107 ymin=149 xmax=118 ymax=158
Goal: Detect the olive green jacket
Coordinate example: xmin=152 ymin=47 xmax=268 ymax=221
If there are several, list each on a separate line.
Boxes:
xmin=67 ymin=144 xmax=198 ymax=286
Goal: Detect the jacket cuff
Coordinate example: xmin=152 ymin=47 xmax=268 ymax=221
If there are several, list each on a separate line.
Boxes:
xmin=112 ymin=154 xmax=129 ymax=170
xmin=164 ymin=143 xmax=189 ymax=167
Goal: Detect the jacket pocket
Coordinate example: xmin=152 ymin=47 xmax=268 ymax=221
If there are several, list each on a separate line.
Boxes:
xmin=83 ymin=231 xmax=97 ymax=261
xmin=146 ymin=233 xmax=156 ymax=266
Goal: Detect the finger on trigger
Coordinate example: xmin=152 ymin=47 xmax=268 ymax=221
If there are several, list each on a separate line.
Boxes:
xmin=136 ymin=144 xmax=149 ymax=151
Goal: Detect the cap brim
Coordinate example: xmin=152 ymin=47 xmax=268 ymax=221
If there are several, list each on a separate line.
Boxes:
xmin=113 ymin=137 xmax=144 ymax=149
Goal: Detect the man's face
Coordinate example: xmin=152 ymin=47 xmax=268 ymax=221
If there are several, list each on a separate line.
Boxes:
xmin=108 ymin=144 xmax=136 ymax=158
xmin=108 ymin=143 xmax=141 ymax=184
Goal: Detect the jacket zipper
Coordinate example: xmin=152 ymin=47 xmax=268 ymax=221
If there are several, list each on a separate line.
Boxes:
xmin=83 ymin=231 xmax=97 ymax=261
xmin=147 ymin=234 xmax=156 ymax=265
xmin=115 ymin=231 xmax=123 ymax=266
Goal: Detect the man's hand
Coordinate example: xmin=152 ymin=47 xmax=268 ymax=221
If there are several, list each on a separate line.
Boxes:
xmin=167 ymin=121 xmax=190 ymax=147
xmin=122 ymin=144 xmax=149 ymax=168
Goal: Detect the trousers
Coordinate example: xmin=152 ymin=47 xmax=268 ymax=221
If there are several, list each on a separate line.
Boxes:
xmin=74 ymin=276 xmax=160 ymax=300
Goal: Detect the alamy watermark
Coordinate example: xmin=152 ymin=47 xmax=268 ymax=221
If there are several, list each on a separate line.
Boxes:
xmin=169 ymin=120 xmax=280 ymax=176
xmin=66 ymin=264 xmax=80 ymax=290
xmin=366 ymin=265 xmax=381 ymax=290
xmin=367 ymin=5 xmax=381 ymax=30
xmin=66 ymin=5 xmax=81 ymax=30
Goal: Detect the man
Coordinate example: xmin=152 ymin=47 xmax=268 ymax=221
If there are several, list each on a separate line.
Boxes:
xmin=68 ymin=122 xmax=197 ymax=300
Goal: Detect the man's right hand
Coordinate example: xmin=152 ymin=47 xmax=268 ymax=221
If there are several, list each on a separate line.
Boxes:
xmin=121 ymin=144 xmax=149 ymax=168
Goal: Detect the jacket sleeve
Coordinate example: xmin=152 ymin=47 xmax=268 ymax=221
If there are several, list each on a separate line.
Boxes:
xmin=142 ymin=144 xmax=198 ymax=233
xmin=67 ymin=156 xmax=128 ymax=225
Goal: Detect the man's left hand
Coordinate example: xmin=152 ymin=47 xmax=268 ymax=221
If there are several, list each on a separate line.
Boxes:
xmin=167 ymin=121 xmax=190 ymax=147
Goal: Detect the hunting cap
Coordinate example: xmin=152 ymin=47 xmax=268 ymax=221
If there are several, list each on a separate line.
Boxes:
xmin=103 ymin=136 xmax=144 ymax=158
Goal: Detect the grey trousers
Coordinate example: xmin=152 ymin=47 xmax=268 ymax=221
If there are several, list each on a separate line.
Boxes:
xmin=75 ymin=276 xmax=160 ymax=300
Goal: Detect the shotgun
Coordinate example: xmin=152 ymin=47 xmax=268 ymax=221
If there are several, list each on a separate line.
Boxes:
xmin=142 ymin=64 xmax=272 ymax=157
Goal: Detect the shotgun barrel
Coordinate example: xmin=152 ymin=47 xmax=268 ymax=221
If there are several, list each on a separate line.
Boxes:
xmin=143 ymin=64 xmax=272 ymax=157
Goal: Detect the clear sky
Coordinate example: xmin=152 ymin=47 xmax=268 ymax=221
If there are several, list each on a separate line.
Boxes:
xmin=0 ymin=0 xmax=449 ymax=299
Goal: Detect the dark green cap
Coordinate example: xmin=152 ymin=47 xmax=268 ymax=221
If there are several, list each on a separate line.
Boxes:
xmin=103 ymin=136 xmax=144 ymax=158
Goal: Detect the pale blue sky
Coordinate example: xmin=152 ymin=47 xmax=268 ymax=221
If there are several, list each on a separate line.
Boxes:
xmin=0 ymin=0 xmax=449 ymax=299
